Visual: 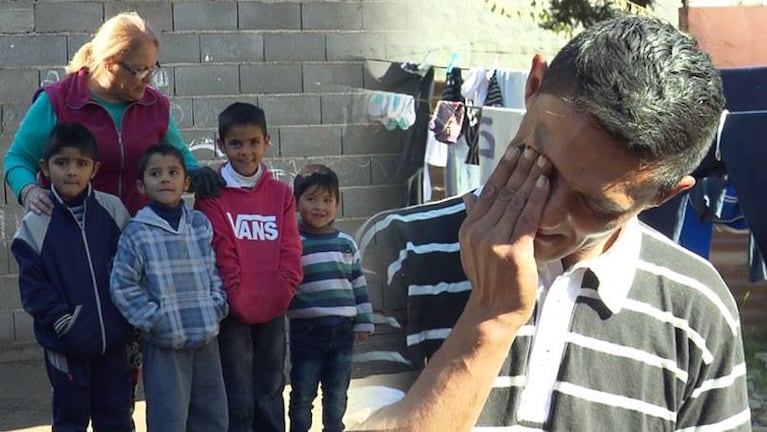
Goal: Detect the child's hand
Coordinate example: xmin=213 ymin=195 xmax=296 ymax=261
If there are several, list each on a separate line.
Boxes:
xmin=354 ymin=332 xmax=370 ymax=344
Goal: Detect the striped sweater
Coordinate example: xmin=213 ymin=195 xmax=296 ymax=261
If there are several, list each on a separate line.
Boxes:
xmin=356 ymin=195 xmax=751 ymax=431
xmin=288 ymin=229 xmax=374 ymax=334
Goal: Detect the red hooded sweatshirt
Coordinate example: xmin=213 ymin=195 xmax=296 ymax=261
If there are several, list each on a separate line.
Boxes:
xmin=195 ymin=164 xmax=302 ymax=324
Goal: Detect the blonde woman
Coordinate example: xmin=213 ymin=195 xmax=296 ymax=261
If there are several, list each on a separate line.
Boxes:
xmin=4 ymin=11 xmax=222 ymax=217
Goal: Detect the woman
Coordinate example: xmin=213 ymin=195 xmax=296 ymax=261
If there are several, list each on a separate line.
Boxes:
xmin=3 ymin=11 xmax=221 ymax=216
xmin=3 ymin=11 xmax=222 ymax=421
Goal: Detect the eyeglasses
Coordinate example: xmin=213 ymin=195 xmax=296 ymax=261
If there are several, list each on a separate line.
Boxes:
xmin=118 ymin=61 xmax=161 ymax=79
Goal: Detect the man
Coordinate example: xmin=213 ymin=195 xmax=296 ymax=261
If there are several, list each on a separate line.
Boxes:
xmin=356 ymin=15 xmax=751 ymax=431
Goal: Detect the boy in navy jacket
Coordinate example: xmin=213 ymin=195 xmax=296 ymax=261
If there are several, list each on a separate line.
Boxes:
xmin=11 ymin=123 xmax=133 ymax=431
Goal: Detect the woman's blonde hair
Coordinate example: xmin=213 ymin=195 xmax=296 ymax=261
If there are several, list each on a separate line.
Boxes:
xmin=65 ymin=12 xmax=158 ymax=75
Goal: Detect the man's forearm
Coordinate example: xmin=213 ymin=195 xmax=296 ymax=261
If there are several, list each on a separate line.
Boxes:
xmin=363 ymin=305 xmax=525 ymax=431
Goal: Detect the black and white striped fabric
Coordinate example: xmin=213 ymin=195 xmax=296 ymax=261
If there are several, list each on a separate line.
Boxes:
xmin=356 ymin=195 xmax=751 ymax=430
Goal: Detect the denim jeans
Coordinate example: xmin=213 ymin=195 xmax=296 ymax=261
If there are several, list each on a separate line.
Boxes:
xmin=288 ymin=318 xmax=354 ymax=432
xmin=219 ymin=314 xmax=287 ymax=432
xmin=142 ymin=339 xmax=227 ymax=432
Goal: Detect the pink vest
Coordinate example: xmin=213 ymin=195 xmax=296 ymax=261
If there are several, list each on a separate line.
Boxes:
xmin=38 ymin=68 xmax=170 ymax=215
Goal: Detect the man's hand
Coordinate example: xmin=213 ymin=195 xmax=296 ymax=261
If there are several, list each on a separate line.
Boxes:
xmin=458 ymin=144 xmax=551 ymax=336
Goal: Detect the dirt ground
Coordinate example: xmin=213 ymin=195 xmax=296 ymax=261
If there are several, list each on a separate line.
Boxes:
xmin=0 ymin=356 xmax=412 ymax=432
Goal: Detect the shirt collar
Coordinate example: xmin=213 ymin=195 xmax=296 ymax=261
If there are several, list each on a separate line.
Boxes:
xmin=538 ymin=216 xmax=642 ymax=314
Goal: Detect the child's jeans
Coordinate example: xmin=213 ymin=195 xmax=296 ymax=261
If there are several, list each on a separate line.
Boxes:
xmin=288 ymin=317 xmax=354 ymax=432
xmin=219 ymin=314 xmax=287 ymax=432
xmin=45 ymin=346 xmax=133 ymax=432
xmin=142 ymin=338 xmax=227 ymax=432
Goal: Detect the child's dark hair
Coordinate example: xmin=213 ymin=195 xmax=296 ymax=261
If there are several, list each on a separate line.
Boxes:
xmin=293 ymin=164 xmax=339 ymax=201
xmin=42 ymin=122 xmax=99 ymax=161
xmin=218 ymin=102 xmax=268 ymax=140
xmin=137 ymin=144 xmax=187 ymax=180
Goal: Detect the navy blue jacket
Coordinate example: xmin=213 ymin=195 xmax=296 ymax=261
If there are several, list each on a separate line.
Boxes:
xmin=11 ymin=187 xmax=132 ymax=357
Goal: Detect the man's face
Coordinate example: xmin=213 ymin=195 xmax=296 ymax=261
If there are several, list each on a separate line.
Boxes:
xmin=514 ymin=94 xmax=660 ymax=267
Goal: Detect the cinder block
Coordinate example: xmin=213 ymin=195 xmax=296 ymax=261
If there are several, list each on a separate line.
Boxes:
xmin=371 ymin=155 xmax=402 ymax=185
xmin=0 ymin=311 xmax=13 ymax=343
xmin=265 ymin=156 xmax=309 ymax=186
xmin=201 ymin=33 xmax=264 ymax=63
xmin=159 ymin=33 xmax=200 ymax=64
xmin=35 ymin=2 xmax=103 ymax=33
xmin=0 ymin=70 xmax=39 ymax=106
xmin=326 ymin=33 xmax=386 ymax=61
xmin=3 ymin=102 xmax=33 ymax=139
xmin=174 ymin=2 xmax=237 ymax=31
xmin=302 ymin=3 xmax=362 ymax=30
xmin=321 ymin=94 xmax=352 ymax=125
xmin=0 ymin=36 xmax=67 ymax=67
xmin=341 ymin=124 xmax=404 ymax=155
xmin=169 ymin=97 xmax=194 ymax=130
xmin=174 ymin=65 xmax=240 ymax=96
xmin=0 ymin=276 xmax=21 ymax=310
xmin=240 ymin=64 xmax=302 ymax=94
xmin=362 ymin=2 xmax=409 ymax=31
xmin=178 ymin=128 xmax=220 ymax=162
xmin=104 ymin=2 xmax=173 ymax=32
xmin=151 ymin=66 xmax=175 ymax=97
xmin=334 ymin=218 xmax=366 ymax=240
xmin=38 ymin=68 xmax=66 ymax=94
xmin=264 ymin=33 xmax=325 ymax=62
xmin=303 ymin=63 xmax=364 ymax=92
xmin=322 ymin=92 xmax=370 ymax=124
xmin=239 ymin=3 xmax=301 ymax=30
xmin=0 ymin=4 xmax=34 ymax=33
xmin=324 ymin=156 xmax=373 ymax=187
xmin=259 ymin=95 xmax=321 ymax=126
xmin=13 ymin=310 xmax=34 ymax=342
xmin=192 ymin=96 xmax=259 ymax=129
xmin=67 ymin=34 xmax=91 ymax=63
xmin=342 ymin=185 xmax=406 ymax=218
xmin=279 ymin=125 xmax=342 ymax=157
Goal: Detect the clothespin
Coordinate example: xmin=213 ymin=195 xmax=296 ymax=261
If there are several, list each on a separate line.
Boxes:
xmin=446 ymin=53 xmax=460 ymax=74
xmin=491 ymin=54 xmax=500 ymax=72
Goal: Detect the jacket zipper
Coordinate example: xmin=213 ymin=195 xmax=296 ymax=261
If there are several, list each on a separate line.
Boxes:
xmin=72 ymin=202 xmax=108 ymax=355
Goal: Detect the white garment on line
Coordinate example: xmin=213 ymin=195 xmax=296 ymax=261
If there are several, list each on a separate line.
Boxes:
xmin=495 ymin=69 xmax=528 ymax=109
xmin=476 ymin=107 xmax=526 ymax=184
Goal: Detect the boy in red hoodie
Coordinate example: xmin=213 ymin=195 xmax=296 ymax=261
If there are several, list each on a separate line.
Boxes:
xmin=195 ymin=102 xmax=302 ymax=432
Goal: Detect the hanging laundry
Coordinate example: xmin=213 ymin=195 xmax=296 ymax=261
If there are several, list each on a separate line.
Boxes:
xmin=429 ymin=100 xmax=465 ymax=144
xmin=367 ymin=91 xmax=417 ymax=131
xmin=461 ymin=68 xmax=491 ymax=106
xmin=484 ymin=71 xmax=504 ymax=107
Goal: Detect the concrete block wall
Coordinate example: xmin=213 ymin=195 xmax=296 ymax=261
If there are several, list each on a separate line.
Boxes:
xmin=0 ymin=0 xmax=676 ymax=358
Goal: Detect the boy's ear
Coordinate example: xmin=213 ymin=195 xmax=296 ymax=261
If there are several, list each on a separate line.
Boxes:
xmin=265 ymin=134 xmax=272 ymax=147
xmin=38 ymin=159 xmax=50 ymax=178
xmin=136 ymin=179 xmax=146 ymax=195
xmin=91 ymin=161 xmax=101 ymax=180
xmin=183 ymin=172 xmax=191 ymax=192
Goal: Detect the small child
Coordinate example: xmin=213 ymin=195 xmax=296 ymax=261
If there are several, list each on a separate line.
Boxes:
xmin=11 ymin=122 xmax=133 ymax=431
xmin=194 ymin=102 xmax=302 ymax=432
xmin=288 ymin=164 xmax=375 ymax=432
xmin=110 ymin=144 xmax=229 ymax=431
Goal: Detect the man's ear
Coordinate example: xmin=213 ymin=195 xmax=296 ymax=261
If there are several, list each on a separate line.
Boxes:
xmin=136 ymin=179 xmax=146 ymax=195
xmin=652 ymin=175 xmax=696 ymax=208
xmin=38 ymin=159 xmax=50 ymax=178
xmin=524 ymin=54 xmax=548 ymax=110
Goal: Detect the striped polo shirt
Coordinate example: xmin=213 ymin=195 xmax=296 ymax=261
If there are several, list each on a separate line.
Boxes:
xmin=356 ymin=195 xmax=751 ymax=430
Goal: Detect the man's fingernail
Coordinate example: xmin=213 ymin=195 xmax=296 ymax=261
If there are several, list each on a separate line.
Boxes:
xmin=536 ymin=155 xmax=547 ymax=168
xmin=536 ymin=175 xmax=548 ymax=188
xmin=504 ymin=145 xmax=520 ymax=161
xmin=523 ymin=147 xmax=535 ymax=159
